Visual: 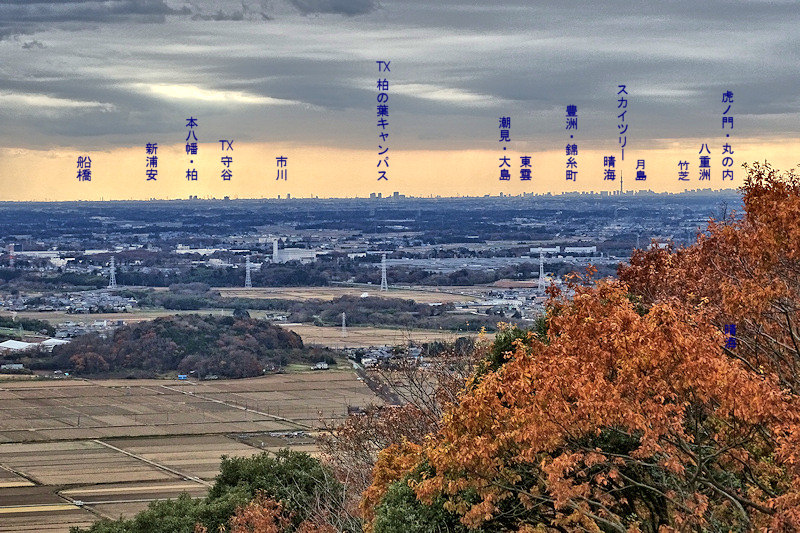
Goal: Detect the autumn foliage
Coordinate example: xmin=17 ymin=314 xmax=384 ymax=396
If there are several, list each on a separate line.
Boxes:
xmin=359 ymin=440 xmax=422 ymax=527
xmin=620 ymin=162 xmax=800 ymax=395
xmin=362 ymin=163 xmax=800 ymax=532
xmin=195 ymin=494 xmax=336 ymax=533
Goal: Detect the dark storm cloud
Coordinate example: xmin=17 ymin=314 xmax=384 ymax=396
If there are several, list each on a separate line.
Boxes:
xmin=191 ymin=9 xmax=244 ymax=21
xmin=21 ymin=39 xmax=44 ymax=49
xmin=0 ymin=1 xmax=185 ymax=23
xmin=287 ymin=0 xmax=376 ymax=16
xmin=0 ymin=0 xmax=189 ymax=38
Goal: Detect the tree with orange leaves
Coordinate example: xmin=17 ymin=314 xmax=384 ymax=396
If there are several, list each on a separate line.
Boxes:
xmin=194 ymin=494 xmax=336 ymax=533
xmin=359 ymin=162 xmax=800 ymax=531
xmin=364 ymin=276 xmax=800 ymax=531
xmin=620 ymin=162 xmax=800 ymax=394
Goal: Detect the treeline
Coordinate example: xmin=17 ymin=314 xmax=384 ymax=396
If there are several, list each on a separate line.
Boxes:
xmin=119 ymin=261 xmax=525 ymax=288
xmin=36 ymin=314 xmax=332 ymax=378
xmin=0 ymin=270 xmax=107 ymax=291
xmin=0 ymin=316 xmax=55 ymax=336
xmin=118 ymin=262 xmax=335 ymax=288
xmin=288 ymin=295 xmax=497 ymax=332
xmin=0 ymin=256 xmax=615 ymax=292
xmin=124 ymin=287 xmax=500 ymax=332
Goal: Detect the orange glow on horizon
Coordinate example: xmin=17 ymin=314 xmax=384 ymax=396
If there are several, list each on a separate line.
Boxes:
xmin=2 ymin=138 xmax=798 ymax=201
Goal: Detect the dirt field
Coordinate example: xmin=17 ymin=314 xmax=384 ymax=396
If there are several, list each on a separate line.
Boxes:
xmin=283 ymin=323 xmax=490 ymax=348
xmin=0 ymin=372 xmax=379 ymax=532
xmin=11 ymin=308 xmax=232 ymax=325
xmin=9 ymin=286 xmax=478 ymax=328
xmin=216 ymin=286 xmax=478 ymax=303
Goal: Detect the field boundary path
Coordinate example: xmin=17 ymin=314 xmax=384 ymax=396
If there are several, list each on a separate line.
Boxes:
xmin=92 ymin=440 xmax=211 ymax=488
xmin=158 ymin=384 xmax=313 ymax=431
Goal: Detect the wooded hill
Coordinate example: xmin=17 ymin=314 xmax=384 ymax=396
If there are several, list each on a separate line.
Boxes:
xmin=46 ymin=314 xmax=315 ymax=378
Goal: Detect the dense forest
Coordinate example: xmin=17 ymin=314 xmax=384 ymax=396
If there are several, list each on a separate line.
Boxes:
xmin=37 ymin=315 xmax=325 ymax=378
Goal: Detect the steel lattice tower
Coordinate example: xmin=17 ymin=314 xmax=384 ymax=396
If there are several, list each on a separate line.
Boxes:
xmin=341 ymin=312 xmax=347 ymax=336
xmin=244 ymin=255 xmax=252 ymax=288
xmin=108 ymin=256 xmax=117 ymax=289
xmin=538 ymin=251 xmax=545 ymax=293
xmin=380 ymin=254 xmax=388 ymax=291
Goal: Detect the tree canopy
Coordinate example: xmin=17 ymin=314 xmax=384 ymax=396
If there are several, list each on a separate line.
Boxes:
xmin=363 ymin=163 xmax=800 ymax=531
xmin=50 ymin=314 xmax=305 ymax=378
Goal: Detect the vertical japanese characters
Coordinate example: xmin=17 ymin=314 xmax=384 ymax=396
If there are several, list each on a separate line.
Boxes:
xmin=276 ymin=156 xmax=287 ymax=181
xmin=498 ymin=116 xmax=511 ymax=181
xmin=617 ymin=85 xmax=627 ymax=161
xmin=699 ymin=141 xmax=711 ymax=181
xmin=604 ymin=154 xmax=616 ymax=182
xmin=722 ymin=91 xmax=734 ymax=182
xmin=220 ymin=139 xmax=233 ymax=181
xmin=186 ymin=116 xmax=198 ymax=182
xmin=565 ymin=105 xmax=578 ymax=182
xmin=636 ymin=159 xmax=647 ymax=181
xmin=146 ymin=143 xmax=158 ymax=181
xmin=377 ymin=60 xmax=390 ymax=181
xmin=520 ymin=154 xmax=532 ymax=182
xmin=678 ymin=159 xmax=690 ymax=182
xmin=65 ymin=84 xmax=743 ymax=191
xmin=76 ymin=155 xmax=91 ymax=182
xmin=724 ymin=323 xmax=737 ymax=349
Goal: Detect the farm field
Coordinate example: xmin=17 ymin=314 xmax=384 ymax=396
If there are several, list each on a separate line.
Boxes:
xmin=216 ymin=285 xmax=479 ymax=303
xmin=0 ymin=372 xmax=377 ymax=532
xmin=11 ymin=308 xmax=232 ymax=325
xmin=10 ymin=285 xmax=480 ymax=328
xmin=12 ymin=309 xmax=488 ymax=349
xmin=284 ymin=323 xmax=489 ymax=348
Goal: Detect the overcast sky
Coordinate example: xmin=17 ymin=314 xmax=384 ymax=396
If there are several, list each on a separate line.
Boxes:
xmin=2 ymin=0 xmax=798 ymax=147
xmin=0 ymin=1 xmax=798 ymax=199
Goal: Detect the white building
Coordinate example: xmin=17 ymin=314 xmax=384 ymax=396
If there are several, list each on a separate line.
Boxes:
xmin=40 ymin=338 xmax=70 ymax=352
xmin=175 ymin=245 xmax=221 ymax=256
xmin=0 ymin=339 xmax=36 ymax=352
xmin=272 ymin=239 xmax=318 ymax=264
xmin=530 ymin=246 xmax=561 ymax=254
xmin=563 ymin=246 xmax=597 ymax=255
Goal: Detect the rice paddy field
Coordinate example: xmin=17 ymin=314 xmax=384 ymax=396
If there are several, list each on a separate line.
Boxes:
xmin=0 ymin=371 xmax=377 ymax=532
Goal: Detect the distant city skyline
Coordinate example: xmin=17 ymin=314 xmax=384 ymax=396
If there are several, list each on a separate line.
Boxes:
xmin=0 ymin=186 xmax=741 ymax=204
